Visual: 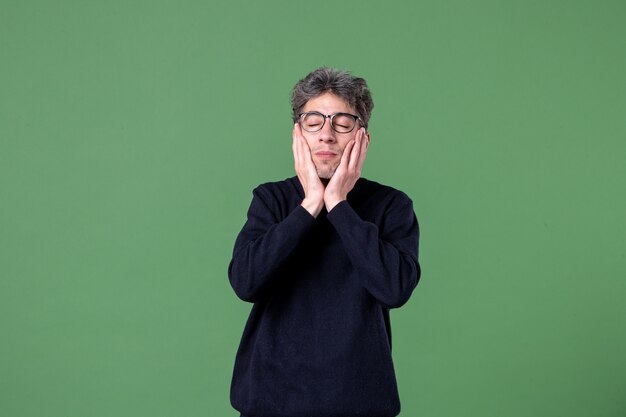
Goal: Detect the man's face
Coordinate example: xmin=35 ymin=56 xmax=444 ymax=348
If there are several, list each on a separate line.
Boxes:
xmin=300 ymin=92 xmax=368 ymax=179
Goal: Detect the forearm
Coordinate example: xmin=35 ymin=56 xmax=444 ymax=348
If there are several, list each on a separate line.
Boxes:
xmin=327 ymin=201 xmax=420 ymax=308
xmin=228 ymin=205 xmax=315 ymax=302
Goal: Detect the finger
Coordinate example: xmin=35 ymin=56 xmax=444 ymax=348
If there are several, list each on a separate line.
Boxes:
xmin=299 ymin=131 xmax=312 ymax=163
xmin=298 ymin=135 xmax=310 ymax=162
xmin=348 ymin=130 xmax=363 ymax=171
xmin=339 ymin=139 xmax=356 ymax=172
xmin=348 ymin=129 xmax=365 ymax=174
xmin=296 ymin=136 xmax=317 ymax=180
xmin=301 ymin=137 xmax=317 ymax=169
xmin=292 ymin=124 xmax=299 ymax=156
xmin=292 ymin=135 xmax=298 ymax=165
xmin=294 ymin=123 xmax=319 ymax=176
xmin=355 ymin=129 xmax=369 ymax=170
xmin=293 ymin=123 xmax=305 ymax=150
xmin=295 ymin=123 xmax=311 ymax=159
xmin=293 ymin=125 xmax=305 ymax=170
xmin=294 ymin=122 xmax=303 ymax=141
xmin=292 ymin=124 xmax=298 ymax=154
xmin=293 ymin=123 xmax=302 ymax=148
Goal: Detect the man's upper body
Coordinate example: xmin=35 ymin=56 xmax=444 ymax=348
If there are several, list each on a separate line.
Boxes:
xmin=228 ymin=67 xmax=421 ymax=417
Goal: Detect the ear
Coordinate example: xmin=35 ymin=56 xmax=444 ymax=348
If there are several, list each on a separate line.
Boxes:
xmin=364 ymin=130 xmax=371 ymax=146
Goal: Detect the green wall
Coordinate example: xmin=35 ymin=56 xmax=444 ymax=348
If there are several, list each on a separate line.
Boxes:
xmin=1 ymin=1 xmax=625 ymax=416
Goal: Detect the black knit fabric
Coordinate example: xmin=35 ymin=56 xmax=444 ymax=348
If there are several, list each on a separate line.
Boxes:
xmin=228 ymin=176 xmax=421 ymax=417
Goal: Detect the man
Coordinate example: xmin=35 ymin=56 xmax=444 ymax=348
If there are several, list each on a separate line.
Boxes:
xmin=228 ymin=67 xmax=421 ymax=417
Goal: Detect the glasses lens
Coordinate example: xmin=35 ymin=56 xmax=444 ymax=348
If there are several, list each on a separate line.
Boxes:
xmin=332 ymin=114 xmax=356 ymax=133
xmin=301 ymin=113 xmax=325 ymax=132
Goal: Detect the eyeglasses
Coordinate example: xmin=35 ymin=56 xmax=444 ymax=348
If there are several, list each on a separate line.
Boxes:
xmin=298 ymin=111 xmax=362 ymax=133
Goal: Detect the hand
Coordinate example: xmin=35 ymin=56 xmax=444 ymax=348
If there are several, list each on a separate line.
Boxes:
xmin=292 ymin=123 xmax=325 ymax=217
xmin=324 ymin=127 xmax=369 ymax=211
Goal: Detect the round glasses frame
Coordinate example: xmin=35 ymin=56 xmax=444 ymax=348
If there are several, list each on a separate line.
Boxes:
xmin=298 ymin=111 xmax=362 ymax=133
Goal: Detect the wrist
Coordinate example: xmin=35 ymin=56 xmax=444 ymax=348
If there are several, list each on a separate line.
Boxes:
xmin=324 ymin=195 xmax=346 ymax=212
xmin=301 ymin=196 xmax=324 ymax=218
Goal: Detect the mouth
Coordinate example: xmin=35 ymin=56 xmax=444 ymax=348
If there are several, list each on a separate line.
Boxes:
xmin=315 ymin=151 xmax=338 ymax=160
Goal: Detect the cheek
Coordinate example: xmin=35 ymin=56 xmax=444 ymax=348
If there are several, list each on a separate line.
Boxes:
xmin=300 ymin=136 xmax=315 ymax=150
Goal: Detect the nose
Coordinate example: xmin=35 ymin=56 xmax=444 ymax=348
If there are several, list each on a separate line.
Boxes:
xmin=318 ymin=116 xmax=336 ymax=143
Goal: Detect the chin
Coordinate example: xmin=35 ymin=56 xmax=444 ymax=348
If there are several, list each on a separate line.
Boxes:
xmin=315 ymin=164 xmax=337 ymax=180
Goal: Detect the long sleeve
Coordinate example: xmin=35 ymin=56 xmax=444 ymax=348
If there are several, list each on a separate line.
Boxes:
xmin=228 ymin=185 xmax=315 ymax=302
xmin=229 ymin=177 xmax=421 ymax=416
xmin=326 ymin=196 xmax=420 ymax=308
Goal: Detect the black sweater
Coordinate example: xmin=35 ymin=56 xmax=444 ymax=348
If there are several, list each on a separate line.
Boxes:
xmin=228 ymin=176 xmax=421 ymax=417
